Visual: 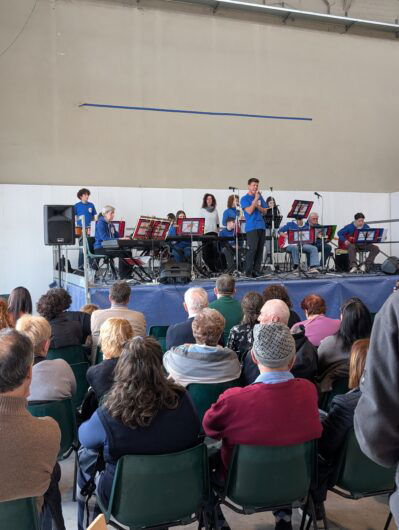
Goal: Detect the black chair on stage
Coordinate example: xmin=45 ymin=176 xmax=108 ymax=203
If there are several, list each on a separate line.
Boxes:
xmin=85 ymin=236 xmax=118 ymax=282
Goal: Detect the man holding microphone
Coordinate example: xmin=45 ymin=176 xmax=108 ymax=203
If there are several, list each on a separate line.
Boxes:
xmin=240 ymin=178 xmax=268 ymax=277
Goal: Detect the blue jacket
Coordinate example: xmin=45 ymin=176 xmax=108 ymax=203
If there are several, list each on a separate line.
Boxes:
xmin=337 ymin=222 xmax=370 ymax=242
xmin=168 ymin=225 xmax=190 ymax=249
xmin=279 ymin=220 xmax=309 ymax=234
xmin=222 ymin=207 xmax=239 ymax=226
xmin=94 ymin=216 xmax=119 ymax=249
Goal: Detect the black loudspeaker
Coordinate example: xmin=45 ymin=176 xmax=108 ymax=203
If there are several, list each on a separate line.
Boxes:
xmin=44 ymin=205 xmax=75 ymax=245
xmin=159 ymin=262 xmax=191 ymax=285
xmin=381 ymin=257 xmax=399 ymax=275
xmin=335 ymin=253 xmax=349 ymax=273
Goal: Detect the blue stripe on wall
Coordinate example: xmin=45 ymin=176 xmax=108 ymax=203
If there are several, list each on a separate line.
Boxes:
xmin=79 ymin=102 xmax=312 ymax=121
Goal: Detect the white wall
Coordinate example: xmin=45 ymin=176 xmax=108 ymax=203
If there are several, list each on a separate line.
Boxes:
xmin=0 ymin=183 xmax=391 ymax=306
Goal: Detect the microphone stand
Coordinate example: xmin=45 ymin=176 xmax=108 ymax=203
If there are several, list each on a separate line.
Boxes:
xmin=228 ymin=186 xmax=241 ymax=277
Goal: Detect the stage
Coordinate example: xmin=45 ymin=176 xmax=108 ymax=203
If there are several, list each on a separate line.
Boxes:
xmin=67 ymin=272 xmax=399 ymax=330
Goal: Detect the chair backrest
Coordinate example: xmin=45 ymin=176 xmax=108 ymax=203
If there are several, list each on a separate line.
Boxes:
xmin=0 ymin=497 xmax=40 ymax=530
xmin=28 ymin=398 xmax=77 ymax=459
xmin=225 ymin=442 xmax=314 ymax=509
xmin=95 ymin=348 xmax=104 ymax=365
xmin=334 ymin=428 xmax=395 ymax=498
xmin=105 ymin=444 xmax=208 ymax=528
xmin=319 ymin=376 xmax=349 ymax=412
xmin=148 ymin=325 xmax=169 ymax=353
xmin=47 ymin=345 xmax=87 ymax=365
xmin=70 ymin=361 xmax=90 ymax=408
xmin=187 ymin=379 xmax=241 ymax=422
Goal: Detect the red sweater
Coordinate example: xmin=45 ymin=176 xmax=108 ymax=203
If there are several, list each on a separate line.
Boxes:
xmin=203 ymin=379 xmax=322 ymax=474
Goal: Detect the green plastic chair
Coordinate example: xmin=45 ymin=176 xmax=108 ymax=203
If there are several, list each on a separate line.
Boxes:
xmin=95 ymin=348 xmax=104 ymax=365
xmin=218 ymin=442 xmax=317 ymax=529
xmin=28 ymin=398 xmax=77 ymax=459
xmin=97 ymin=444 xmax=210 ymax=529
xmin=187 ymin=379 xmax=241 ymax=423
xmin=148 ymin=325 xmax=169 ymax=353
xmin=319 ymin=376 xmax=349 ymax=412
xmin=70 ymin=361 xmax=90 ymax=408
xmin=0 ymin=497 xmax=40 ymax=530
xmin=47 ymin=345 xmax=88 ymax=365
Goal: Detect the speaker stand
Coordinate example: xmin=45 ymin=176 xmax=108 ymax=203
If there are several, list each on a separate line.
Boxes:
xmin=57 ymin=244 xmax=62 ymax=287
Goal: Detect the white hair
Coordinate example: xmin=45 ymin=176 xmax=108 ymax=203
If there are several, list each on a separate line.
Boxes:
xmin=184 ymin=287 xmax=208 ymax=314
xmin=309 ymin=211 xmax=319 ymax=218
xmin=102 ymin=205 xmax=115 ymax=216
xmin=261 ymin=299 xmax=290 ymax=325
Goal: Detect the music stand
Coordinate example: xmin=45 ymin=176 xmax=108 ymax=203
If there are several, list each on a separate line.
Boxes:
xmin=133 ymin=217 xmax=171 ymax=281
xmin=353 ymin=228 xmax=385 ymax=245
xmin=177 ymin=217 xmax=205 ymax=280
xmin=288 ymin=200 xmax=314 ymax=220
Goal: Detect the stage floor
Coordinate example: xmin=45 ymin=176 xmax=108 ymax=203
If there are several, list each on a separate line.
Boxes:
xmin=67 ymin=272 xmax=399 ymax=330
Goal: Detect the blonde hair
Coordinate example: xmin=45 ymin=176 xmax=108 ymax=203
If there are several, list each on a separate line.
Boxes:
xmin=16 ymin=315 xmax=51 ymax=355
xmin=80 ymin=304 xmax=99 ymax=315
xmin=349 ymin=338 xmax=369 ymax=389
xmin=100 ymin=318 xmax=133 ymax=359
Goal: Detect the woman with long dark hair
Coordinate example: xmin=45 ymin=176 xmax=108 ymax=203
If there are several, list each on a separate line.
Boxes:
xmin=77 ymin=336 xmax=201 ymax=528
xmin=317 ymin=297 xmax=372 ymax=373
xmin=7 ymin=286 xmax=32 ymax=327
xmin=200 ymin=194 xmax=220 ymax=271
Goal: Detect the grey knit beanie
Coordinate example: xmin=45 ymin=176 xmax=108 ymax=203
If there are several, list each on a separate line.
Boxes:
xmin=252 ymin=323 xmax=296 ymax=368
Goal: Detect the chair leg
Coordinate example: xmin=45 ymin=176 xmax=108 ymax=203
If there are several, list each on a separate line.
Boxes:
xmin=72 ymin=450 xmax=78 ymax=502
xmin=384 ymin=511 xmax=393 ymax=530
xmin=307 ymin=495 xmax=322 ymax=530
xmin=299 ymin=498 xmax=309 ymax=530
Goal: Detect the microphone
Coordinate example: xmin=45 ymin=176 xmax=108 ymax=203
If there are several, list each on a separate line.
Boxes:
xmin=314 ymin=192 xmax=322 ymax=198
xmin=229 ymin=186 xmax=238 ymax=190
xmin=270 ymin=186 xmax=273 ymax=192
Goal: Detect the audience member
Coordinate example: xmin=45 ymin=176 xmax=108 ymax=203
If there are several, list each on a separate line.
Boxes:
xmin=354 ymin=292 xmax=399 ymax=526
xmin=78 ymin=336 xmax=201 ymax=529
xmin=16 ymin=315 xmax=76 ymax=402
xmin=80 ymin=304 xmax=99 ymax=315
xmin=242 ymin=300 xmax=318 ymax=385
xmin=0 ymin=329 xmax=61 ymax=522
xmin=293 ymin=294 xmax=340 ymax=347
xmin=163 ymin=308 xmax=241 ymax=387
xmin=209 ymin=275 xmax=243 ymax=344
xmin=317 ymin=297 xmax=372 ymax=374
xmin=263 ymin=284 xmax=300 ymax=328
xmin=36 ymin=288 xmax=91 ymax=350
xmin=86 ymin=318 xmax=133 ymax=401
xmin=227 ymin=291 xmax=264 ymax=361
xmin=7 ymin=286 xmax=32 ymax=327
xmin=165 ymin=287 xmax=208 ymax=350
xmin=91 ymin=281 xmax=146 ymax=355
xmin=203 ymin=323 xmax=322 ymax=530
xmin=311 ymin=339 xmax=369 ymax=522
xmin=0 ymin=298 xmax=12 ymax=329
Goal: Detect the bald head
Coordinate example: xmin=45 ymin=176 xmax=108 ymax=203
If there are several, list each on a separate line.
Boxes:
xmin=258 ymin=299 xmax=290 ymax=325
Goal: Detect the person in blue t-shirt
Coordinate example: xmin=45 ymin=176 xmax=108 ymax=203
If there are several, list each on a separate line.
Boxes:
xmin=222 ymin=194 xmax=240 ymax=227
xmin=240 ymin=178 xmax=268 ymax=277
xmin=337 ymin=212 xmax=380 ymax=273
xmin=220 ymin=217 xmax=240 ymax=272
xmin=75 ymin=188 xmax=97 ymax=269
xmin=278 ymin=218 xmax=319 ymax=273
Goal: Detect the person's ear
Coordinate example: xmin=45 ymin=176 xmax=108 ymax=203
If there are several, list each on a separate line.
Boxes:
xmin=214 ymin=287 xmax=218 ymax=296
xmin=43 ymin=339 xmax=50 ymax=355
xmin=183 ymin=302 xmax=188 ymax=313
xmin=288 ymin=354 xmax=296 ymax=371
xmin=251 ymin=350 xmax=259 ymax=366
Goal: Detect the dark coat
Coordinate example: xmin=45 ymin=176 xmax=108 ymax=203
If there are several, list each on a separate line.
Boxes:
xmin=87 ymin=358 xmax=118 ymax=401
xmin=165 ymin=318 xmax=195 ymax=351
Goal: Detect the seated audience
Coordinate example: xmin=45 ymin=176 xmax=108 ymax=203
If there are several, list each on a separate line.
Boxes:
xmin=226 ymin=291 xmax=264 ymax=362
xmin=263 ymin=284 xmax=300 ymax=328
xmin=242 ymin=299 xmax=318 ymax=385
xmin=165 ymin=287 xmax=208 ymax=350
xmin=0 ymin=329 xmax=61 ymax=524
xmin=36 ymin=288 xmax=91 ymax=350
xmin=80 ymin=303 xmax=99 ymax=315
xmin=16 ymin=315 xmax=76 ymax=402
xmin=354 ymin=292 xmax=399 ymax=525
xmin=86 ymin=318 xmax=133 ymax=401
xmin=0 ymin=298 xmax=12 ymax=330
xmin=78 ymin=336 xmax=201 ymax=529
xmin=203 ymin=323 xmax=322 ymax=530
xmin=163 ymin=308 xmax=241 ymax=387
xmin=91 ymin=281 xmax=146 ymax=354
xmin=293 ymin=294 xmax=340 ymax=347
xmin=209 ymin=275 xmax=243 ymax=344
xmin=317 ymin=297 xmax=372 ymax=375
xmin=7 ymin=286 xmax=32 ymax=327
xmin=312 ymin=339 xmax=369 ymax=521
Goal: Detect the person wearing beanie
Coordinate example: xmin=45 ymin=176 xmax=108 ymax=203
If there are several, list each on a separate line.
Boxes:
xmin=203 ymin=322 xmax=322 ymax=530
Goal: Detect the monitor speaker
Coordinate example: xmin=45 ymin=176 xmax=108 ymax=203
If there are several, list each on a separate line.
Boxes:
xmin=381 ymin=257 xmax=399 ymax=275
xmin=44 ymin=205 xmax=75 ymax=245
xmin=159 ymin=262 xmax=191 ymax=284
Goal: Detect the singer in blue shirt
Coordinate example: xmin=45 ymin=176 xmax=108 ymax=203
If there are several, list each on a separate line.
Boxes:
xmin=240 ymin=178 xmax=268 ymax=277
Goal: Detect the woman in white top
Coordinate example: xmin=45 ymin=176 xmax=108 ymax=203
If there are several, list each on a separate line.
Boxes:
xmin=199 ymin=193 xmax=219 ymax=234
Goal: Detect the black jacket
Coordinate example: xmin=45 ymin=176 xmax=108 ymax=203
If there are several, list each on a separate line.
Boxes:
xmin=49 ymin=311 xmax=91 ymax=349
xmin=86 ymin=358 xmax=118 ymax=401
xmin=166 ymin=318 xmax=195 ymax=351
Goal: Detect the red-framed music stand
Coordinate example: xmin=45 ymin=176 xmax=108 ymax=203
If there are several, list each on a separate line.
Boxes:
xmin=113 ymin=220 xmax=125 ymax=238
xmin=287 ymin=229 xmax=313 ymax=245
xmin=177 ymin=218 xmax=205 ymax=236
xmin=312 ymin=225 xmax=337 ymax=243
xmin=288 ymin=200 xmax=314 ymax=220
xmin=353 ymin=228 xmax=385 ymax=245
xmin=133 ymin=217 xmax=171 ymax=240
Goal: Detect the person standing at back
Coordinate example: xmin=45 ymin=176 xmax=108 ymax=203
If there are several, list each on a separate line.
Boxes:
xmin=240 ymin=178 xmax=268 ymax=277
xmin=74 ymin=188 xmax=97 ymax=270
xmin=209 ymin=275 xmax=243 ymax=345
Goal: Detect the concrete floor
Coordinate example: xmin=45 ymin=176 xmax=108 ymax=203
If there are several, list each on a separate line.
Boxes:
xmin=60 ymin=457 xmax=396 ymax=530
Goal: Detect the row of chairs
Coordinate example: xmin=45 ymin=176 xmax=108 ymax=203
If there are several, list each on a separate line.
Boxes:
xmin=0 ymin=427 xmax=394 ymax=530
